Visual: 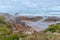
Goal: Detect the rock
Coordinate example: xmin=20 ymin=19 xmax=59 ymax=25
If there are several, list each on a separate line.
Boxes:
xmin=16 ymin=16 xmax=43 ymax=22
xmin=43 ymin=16 xmax=60 ymax=22
xmin=15 ymin=24 xmax=29 ymax=31
xmin=13 ymin=24 xmax=34 ymax=34
xmin=0 ymin=13 xmax=41 ymax=34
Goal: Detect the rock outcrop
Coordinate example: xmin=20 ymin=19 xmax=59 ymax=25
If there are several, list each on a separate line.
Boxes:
xmin=17 ymin=16 xmax=43 ymax=22
xmin=0 ymin=13 xmax=41 ymax=34
xmin=44 ymin=17 xmax=60 ymax=22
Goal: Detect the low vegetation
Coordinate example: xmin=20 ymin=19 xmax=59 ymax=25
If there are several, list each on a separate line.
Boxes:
xmin=45 ymin=23 xmax=60 ymax=33
xmin=0 ymin=15 xmax=60 ymax=40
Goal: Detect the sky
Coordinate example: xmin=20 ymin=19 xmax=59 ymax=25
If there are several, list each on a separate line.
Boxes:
xmin=0 ymin=0 xmax=60 ymax=16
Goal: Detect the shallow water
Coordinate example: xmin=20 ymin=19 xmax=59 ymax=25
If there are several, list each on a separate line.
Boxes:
xmin=24 ymin=16 xmax=60 ymax=31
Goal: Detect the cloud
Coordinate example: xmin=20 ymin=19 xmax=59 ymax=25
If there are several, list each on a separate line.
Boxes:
xmin=0 ymin=0 xmax=60 ymax=14
xmin=19 ymin=0 xmax=40 ymax=8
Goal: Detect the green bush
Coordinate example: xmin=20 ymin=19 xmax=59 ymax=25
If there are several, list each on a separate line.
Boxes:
xmin=45 ymin=23 xmax=60 ymax=33
xmin=5 ymin=34 xmax=19 ymax=40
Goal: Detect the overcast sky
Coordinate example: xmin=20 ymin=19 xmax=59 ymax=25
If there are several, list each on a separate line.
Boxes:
xmin=0 ymin=0 xmax=60 ymax=15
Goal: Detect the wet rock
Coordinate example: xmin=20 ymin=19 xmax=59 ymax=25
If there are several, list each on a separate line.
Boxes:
xmin=16 ymin=16 xmax=43 ymax=22
xmin=44 ymin=16 xmax=60 ymax=22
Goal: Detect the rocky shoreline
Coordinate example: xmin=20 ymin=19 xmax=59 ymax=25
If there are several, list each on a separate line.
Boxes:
xmin=0 ymin=13 xmax=60 ymax=32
